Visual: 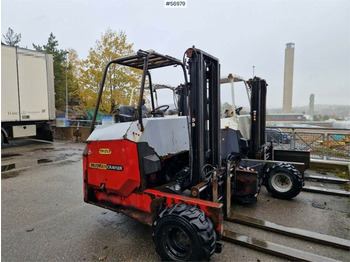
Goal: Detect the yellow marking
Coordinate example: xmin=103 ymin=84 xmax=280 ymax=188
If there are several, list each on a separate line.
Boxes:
xmin=99 ymin=148 xmax=112 ymax=154
xmin=89 ymin=163 xmax=107 ymax=170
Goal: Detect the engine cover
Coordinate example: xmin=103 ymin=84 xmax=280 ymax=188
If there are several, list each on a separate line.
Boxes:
xmin=86 ymin=139 xmax=140 ymax=197
xmin=87 ymin=116 xmax=189 ymax=157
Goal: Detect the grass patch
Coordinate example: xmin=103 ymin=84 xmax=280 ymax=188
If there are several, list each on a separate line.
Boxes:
xmin=309 ymin=166 xmax=349 ymax=191
xmin=309 ymin=167 xmax=348 ymax=179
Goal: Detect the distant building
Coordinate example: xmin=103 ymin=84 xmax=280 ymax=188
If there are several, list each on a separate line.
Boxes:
xmin=267 ymin=113 xmax=305 ymax=121
xmin=282 ymin=43 xmax=295 ymax=114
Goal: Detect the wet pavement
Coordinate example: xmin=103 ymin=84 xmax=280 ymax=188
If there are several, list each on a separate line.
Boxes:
xmin=1 ymin=139 xmax=349 ymax=261
xmin=1 ymin=139 xmax=83 ymax=176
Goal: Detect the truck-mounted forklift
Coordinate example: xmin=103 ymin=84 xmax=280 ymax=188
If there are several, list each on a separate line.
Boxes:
xmin=83 ymin=47 xmax=310 ymax=261
xmin=84 ymin=48 xmax=231 ymax=260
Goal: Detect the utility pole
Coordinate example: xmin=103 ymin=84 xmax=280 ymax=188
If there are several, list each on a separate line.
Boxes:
xmin=252 ymin=66 xmax=255 ymax=77
xmin=65 ymin=51 xmax=69 ymax=121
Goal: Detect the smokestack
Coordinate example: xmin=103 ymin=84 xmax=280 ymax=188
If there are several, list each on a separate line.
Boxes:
xmin=282 ymin=43 xmax=295 ymax=113
xmin=309 ymin=94 xmax=315 ymax=121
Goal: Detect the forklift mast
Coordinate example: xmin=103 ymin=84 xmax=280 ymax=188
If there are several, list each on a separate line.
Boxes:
xmin=248 ymin=77 xmax=267 ymax=158
xmin=186 ymin=48 xmax=221 ymax=185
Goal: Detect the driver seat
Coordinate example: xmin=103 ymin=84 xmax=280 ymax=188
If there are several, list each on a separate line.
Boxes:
xmin=152 ymin=109 xmax=165 ymax=117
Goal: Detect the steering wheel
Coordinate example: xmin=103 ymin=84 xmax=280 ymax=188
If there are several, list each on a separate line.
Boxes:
xmin=150 ymin=105 xmax=170 ymax=115
xmin=235 ymin=107 xmax=243 ymax=115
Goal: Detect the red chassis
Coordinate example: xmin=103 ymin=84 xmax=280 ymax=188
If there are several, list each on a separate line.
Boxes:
xmin=83 ymin=140 xmax=223 ymax=237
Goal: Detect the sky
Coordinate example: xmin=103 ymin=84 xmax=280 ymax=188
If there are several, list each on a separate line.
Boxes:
xmin=1 ymin=0 xmax=349 ymax=109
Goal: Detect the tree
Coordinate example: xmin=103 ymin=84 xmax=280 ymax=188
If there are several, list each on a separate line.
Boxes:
xmin=33 ymin=33 xmax=71 ymax=110
xmin=78 ymin=29 xmax=142 ymax=113
xmin=66 ymin=48 xmax=81 ymax=107
xmin=3 ymin=27 xmax=21 ymax=46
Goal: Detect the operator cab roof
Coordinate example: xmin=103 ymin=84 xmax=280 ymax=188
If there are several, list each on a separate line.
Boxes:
xmin=220 ymin=73 xmax=246 ymax=84
xmin=115 ymin=49 xmax=184 ymax=70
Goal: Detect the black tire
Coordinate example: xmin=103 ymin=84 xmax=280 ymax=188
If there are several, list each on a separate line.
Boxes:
xmin=153 ymin=204 xmax=216 ymax=261
xmin=265 ymin=163 xmax=303 ymax=200
xmin=1 ymin=130 xmax=8 ymax=145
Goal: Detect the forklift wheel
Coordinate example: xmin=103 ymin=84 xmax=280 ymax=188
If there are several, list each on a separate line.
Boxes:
xmin=153 ymin=204 xmax=216 ymax=261
xmin=265 ymin=163 xmax=303 ymax=200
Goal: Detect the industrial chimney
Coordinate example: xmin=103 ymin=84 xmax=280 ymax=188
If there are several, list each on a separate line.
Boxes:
xmin=309 ymin=94 xmax=315 ymax=121
xmin=282 ymin=43 xmax=295 ymax=113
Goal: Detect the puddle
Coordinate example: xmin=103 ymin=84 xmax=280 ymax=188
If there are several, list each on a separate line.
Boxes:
xmin=37 ymin=159 xmax=53 ymax=164
xmin=2 ymin=153 xmax=22 ymax=158
xmin=1 ymin=158 xmax=53 ymax=174
xmin=2 ymin=171 xmax=21 ymax=179
xmin=34 ymin=147 xmax=55 ymax=152
xmin=1 ymin=164 xmax=16 ymax=172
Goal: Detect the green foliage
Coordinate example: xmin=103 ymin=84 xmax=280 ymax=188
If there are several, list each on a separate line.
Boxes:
xmin=78 ymin=29 xmax=142 ymax=114
xmin=31 ymin=30 xmax=141 ymax=116
xmin=67 ymin=49 xmax=81 ymax=106
xmin=309 ymin=167 xmax=348 ymax=179
xmin=33 ymin=33 xmax=66 ymax=109
xmin=33 ymin=33 xmax=79 ymax=111
xmin=2 ymin=27 xmax=21 ymax=46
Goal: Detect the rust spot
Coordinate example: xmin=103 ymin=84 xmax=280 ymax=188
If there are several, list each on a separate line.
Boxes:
xmin=150 ymin=197 xmax=166 ymax=221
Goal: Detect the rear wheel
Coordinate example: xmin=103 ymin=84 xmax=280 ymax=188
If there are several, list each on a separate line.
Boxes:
xmin=153 ymin=204 xmax=216 ymax=261
xmin=1 ymin=130 xmax=8 ymax=145
xmin=265 ymin=163 xmax=303 ymax=199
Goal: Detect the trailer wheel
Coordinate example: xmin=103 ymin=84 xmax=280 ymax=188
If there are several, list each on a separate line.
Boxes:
xmin=265 ymin=163 xmax=302 ymax=200
xmin=153 ymin=204 xmax=216 ymax=261
xmin=1 ymin=130 xmax=8 ymax=145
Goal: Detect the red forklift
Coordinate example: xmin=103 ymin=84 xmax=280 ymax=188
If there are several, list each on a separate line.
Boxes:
xmin=83 ymin=47 xmax=309 ymax=260
xmin=84 ymin=48 xmax=227 ymax=260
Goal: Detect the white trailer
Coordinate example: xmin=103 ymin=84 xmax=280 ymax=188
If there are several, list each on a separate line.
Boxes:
xmin=1 ymin=44 xmax=55 ymax=143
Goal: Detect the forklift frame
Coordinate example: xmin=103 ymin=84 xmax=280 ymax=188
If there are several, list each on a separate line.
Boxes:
xmin=89 ymin=50 xmax=188 ymax=133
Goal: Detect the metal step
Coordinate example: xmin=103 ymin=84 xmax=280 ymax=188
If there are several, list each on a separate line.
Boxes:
xmin=226 ymin=214 xmax=350 ymax=250
xmin=223 ymin=230 xmax=341 ymax=262
xmin=302 ymin=186 xmax=350 ymax=197
xmin=304 ymin=175 xmax=349 ymax=184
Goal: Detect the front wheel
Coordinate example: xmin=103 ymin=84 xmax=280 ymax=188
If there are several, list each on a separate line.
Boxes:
xmin=265 ymin=163 xmax=303 ymax=200
xmin=153 ymin=204 xmax=216 ymax=261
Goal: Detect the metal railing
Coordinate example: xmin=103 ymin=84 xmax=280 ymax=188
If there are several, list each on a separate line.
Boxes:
xmin=267 ymin=126 xmax=350 ymax=162
xmin=55 ymin=119 xmax=101 ymax=128
xmin=55 ymin=119 xmax=350 ymax=162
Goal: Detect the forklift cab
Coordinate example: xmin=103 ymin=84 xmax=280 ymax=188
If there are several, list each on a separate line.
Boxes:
xmin=90 ymin=50 xmax=188 ymax=131
xmin=220 ymin=74 xmax=251 ymax=140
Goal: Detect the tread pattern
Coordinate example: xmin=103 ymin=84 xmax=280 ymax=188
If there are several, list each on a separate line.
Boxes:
xmin=153 ymin=204 xmax=216 ymax=261
xmin=265 ymin=163 xmax=303 ymax=199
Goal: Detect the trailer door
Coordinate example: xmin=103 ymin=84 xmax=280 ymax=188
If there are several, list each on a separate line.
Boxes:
xmin=1 ymin=45 xmax=20 ymax=122
xmin=17 ymin=49 xmax=50 ymax=121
